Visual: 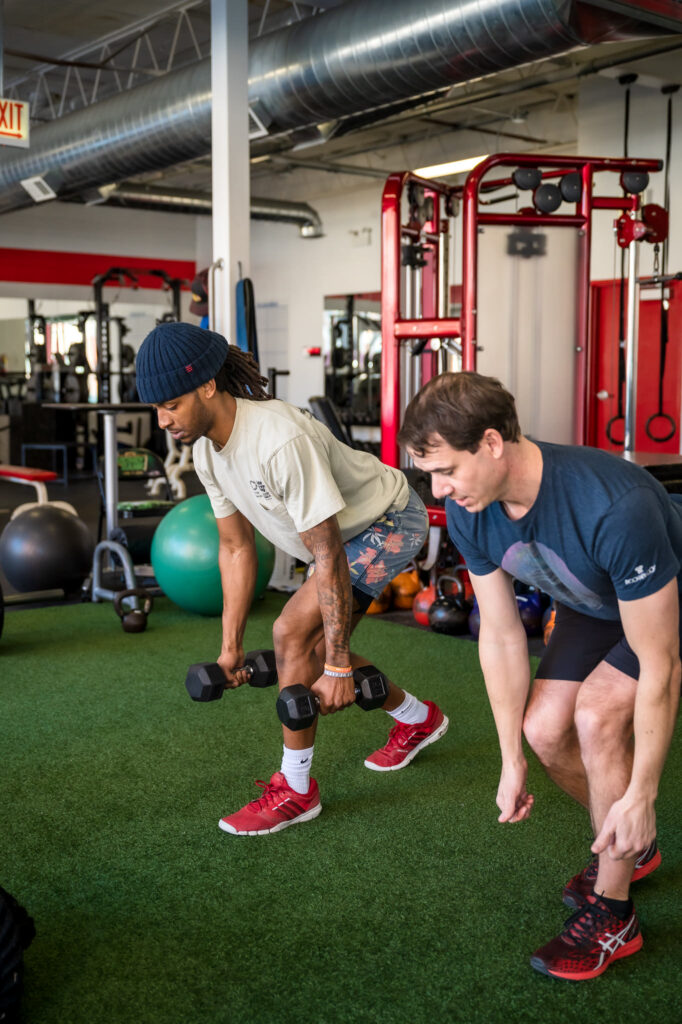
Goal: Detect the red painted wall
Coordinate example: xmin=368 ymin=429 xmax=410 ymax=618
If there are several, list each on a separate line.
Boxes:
xmin=0 ymin=247 xmax=195 ymax=289
xmin=588 ymin=278 xmax=682 ymax=453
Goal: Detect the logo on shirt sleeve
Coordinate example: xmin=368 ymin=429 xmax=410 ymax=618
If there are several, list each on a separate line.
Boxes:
xmin=624 ymin=563 xmax=656 ymax=585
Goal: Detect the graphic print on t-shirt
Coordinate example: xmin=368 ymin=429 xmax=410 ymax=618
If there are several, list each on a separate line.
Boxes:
xmin=500 ymin=540 xmax=603 ymax=611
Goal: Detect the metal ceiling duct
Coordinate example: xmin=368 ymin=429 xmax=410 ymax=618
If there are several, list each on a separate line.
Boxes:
xmin=103 ymin=183 xmax=324 ymax=237
xmin=0 ymin=0 xmax=677 ymax=215
xmin=250 ymin=197 xmax=324 ymax=237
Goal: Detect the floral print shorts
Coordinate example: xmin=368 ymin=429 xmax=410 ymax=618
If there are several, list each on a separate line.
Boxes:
xmin=343 ymin=487 xmax=429 ymax=599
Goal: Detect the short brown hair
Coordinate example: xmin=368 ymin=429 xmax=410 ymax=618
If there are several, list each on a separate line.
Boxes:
xmin=398 ymin=371 xmax=521 ymax=455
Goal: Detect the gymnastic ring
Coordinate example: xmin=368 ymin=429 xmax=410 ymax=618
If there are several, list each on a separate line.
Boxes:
xmin=645 ymin=412 xmax=676 ymax=444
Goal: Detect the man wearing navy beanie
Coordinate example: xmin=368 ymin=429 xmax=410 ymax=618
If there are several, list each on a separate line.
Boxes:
xmin=135 ymin=321 xmax=448 ymax=835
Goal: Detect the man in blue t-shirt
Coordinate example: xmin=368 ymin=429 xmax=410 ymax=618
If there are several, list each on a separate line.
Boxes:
xmin=398 ymin=370 xmax=681 ymax=982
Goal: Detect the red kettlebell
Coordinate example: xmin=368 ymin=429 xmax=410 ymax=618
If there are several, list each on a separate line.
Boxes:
xmin=413 ymin=583 xmax=436 ymax=627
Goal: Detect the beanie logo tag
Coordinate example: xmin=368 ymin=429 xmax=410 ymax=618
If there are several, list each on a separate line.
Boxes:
xmin=184 ymin=364 xmax=193 ymax=373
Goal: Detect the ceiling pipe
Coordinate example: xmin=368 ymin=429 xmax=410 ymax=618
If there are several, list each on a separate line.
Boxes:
xmin=250 ymin=196 xmax=323 ymax=238
xmin=100 ymin=182 xmax=324 ymax=237
xmin=0 ymin=0 xmax=678 ymax=215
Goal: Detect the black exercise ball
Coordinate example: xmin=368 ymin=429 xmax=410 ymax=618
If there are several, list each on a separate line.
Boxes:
xmin=0 ymin=506 xmax=94 ymax=594
xmin=0 ymin=578 xmax=4 ymax=642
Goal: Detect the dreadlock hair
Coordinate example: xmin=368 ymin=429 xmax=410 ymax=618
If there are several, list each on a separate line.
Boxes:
xmin=213 ymin=346 xmax=272 ymax=401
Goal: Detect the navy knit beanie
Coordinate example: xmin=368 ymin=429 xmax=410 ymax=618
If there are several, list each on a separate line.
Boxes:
xmin=135 ymin=322 xmax=228 ymax=404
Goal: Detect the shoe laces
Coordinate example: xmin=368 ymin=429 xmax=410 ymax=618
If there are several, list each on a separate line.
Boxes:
xmin=246 ymin=778 xmax=287 ymax=812
xmin=384 ymin=719 xmax=416 ymax=748
xmin=563 ymin=899 xmax=613 ymax=947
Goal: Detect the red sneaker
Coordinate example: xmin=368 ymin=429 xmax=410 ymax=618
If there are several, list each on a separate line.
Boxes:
xmin=562 ymin=840 xmax=661 ymax=909
xmin=364 ymin=701 xmax=448 ymax=772
xmin=219 ymin=772 xmax=321 ymax=836
xmin=531 ymin=894 xmax=642 ymax=981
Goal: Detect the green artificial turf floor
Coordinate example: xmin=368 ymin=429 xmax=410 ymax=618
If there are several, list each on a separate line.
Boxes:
xmin=1 ymin=592 xmax=680 ymax=1024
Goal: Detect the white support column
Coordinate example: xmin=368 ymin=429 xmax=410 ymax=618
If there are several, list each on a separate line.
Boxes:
xmin=210 ymin=0 xmax=249 ymax=341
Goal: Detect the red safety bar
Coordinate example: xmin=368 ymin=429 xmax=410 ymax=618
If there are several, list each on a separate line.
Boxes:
xmin=381 ymin=172 xmax=461 ymax=475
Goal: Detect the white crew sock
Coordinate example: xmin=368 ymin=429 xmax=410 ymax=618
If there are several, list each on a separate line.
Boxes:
xmin=281 ymin=744 xmax=315 ymax=794
xmin=388 ymin=691 xmax=429 ymax=725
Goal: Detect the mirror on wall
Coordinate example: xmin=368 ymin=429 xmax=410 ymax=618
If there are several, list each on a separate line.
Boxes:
xmin=323 ymin=293 xmax=381 ymax=455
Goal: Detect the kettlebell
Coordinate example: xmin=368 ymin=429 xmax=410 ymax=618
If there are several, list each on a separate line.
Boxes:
xmin=468 ymin=597 xmax=481 ymax=639
xmin=542 ymin=603 xmax=556 ymax=646
xmin=391 ymin=565 xmax=421 ymax=609
xmin=113 ymin=588 xmax=154 ymax=633
xmin=453 ymin=562 xmax=475 ymax=602
xmin=413 ymin=582 xmax=436 ymax=627
xmin=366 ymin=583 xmax=392 ymax=615
xmin=516 ymin=590 xmax=543 ymax=637
xmin=428 ymin=575 xmax=471 ymax=636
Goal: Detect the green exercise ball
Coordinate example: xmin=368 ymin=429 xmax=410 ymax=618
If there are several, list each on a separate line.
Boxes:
xmin=151 ymin=494 xmax=275 ymax=616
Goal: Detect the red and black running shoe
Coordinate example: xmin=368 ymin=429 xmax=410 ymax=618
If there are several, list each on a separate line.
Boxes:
xmin=531 ymin=894 xmax=642 ymax=981
xmin=562 ymin=840 xmax=661 ymax=909
xmin=219 ymin=772 xmax=321 ymax=836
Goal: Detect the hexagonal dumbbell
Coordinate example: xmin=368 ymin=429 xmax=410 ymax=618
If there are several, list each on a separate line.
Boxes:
xmin=185 ymin=649 xmax=277 ymax=702
xmin=276 ymin=665 xmax=389 ymax=731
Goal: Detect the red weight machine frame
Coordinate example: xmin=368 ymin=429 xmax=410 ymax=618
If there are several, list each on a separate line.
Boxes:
xmin=381 ymin=153 xmax=664 ymax=527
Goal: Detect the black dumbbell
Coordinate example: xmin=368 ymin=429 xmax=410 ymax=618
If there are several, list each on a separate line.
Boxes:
xmin=276 ymin=665 xmax=389 ymax=731
xmin=185 ymin=649 xmax=277 ymax=702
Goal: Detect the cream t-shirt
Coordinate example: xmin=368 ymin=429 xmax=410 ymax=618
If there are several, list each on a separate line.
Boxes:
xmin=193 ymin=398 xmax=408 ymax=563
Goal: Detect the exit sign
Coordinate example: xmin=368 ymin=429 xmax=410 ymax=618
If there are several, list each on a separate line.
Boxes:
xmin=0 ymin=99 xmax=30 ymax=148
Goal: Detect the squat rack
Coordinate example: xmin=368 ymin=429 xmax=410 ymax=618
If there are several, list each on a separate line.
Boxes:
xmin=92 ymin=266 xmax=183 ymax=402
xmin=381 ymin=153 xmax=666 ymax=525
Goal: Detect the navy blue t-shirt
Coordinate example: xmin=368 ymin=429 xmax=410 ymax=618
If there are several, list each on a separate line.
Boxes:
xmin=446 ymin=441 xmax=682 ymax=621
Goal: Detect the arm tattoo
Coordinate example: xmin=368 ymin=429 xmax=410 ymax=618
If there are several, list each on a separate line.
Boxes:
xmin=300 ymin=517 xmax=353 ymax=665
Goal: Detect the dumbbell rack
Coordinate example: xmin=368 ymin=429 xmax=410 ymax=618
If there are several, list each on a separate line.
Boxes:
xmin=380 ymin=153 xmax=666 ymax=527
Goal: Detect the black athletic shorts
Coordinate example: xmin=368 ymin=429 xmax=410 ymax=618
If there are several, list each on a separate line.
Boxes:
xmin=535 ymin=600 xmax=682 ymax=683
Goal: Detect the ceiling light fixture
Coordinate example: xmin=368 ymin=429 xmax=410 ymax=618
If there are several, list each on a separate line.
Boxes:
xmin=413 ymin=154 xmax=488 ymax=178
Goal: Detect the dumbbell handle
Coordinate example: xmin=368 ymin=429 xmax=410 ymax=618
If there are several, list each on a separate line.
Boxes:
xmin=185 ymin=652 xmax=277 ymax=702
xmin=277 ymin=671 xmax=389 ymax=731
xmin=289 ymin=681 xmax=365 ymax=715
xmin=229 ymin=655 xmax=278 ymax=685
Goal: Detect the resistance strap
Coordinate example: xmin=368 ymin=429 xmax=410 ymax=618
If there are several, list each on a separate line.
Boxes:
xmin=645 ymin=84 xmax=679 ymax=444
xmin=606 ymin=74 xmax=637 ymax=446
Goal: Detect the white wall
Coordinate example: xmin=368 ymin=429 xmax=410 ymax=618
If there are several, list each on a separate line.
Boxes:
xmin=477 ymin=226 xmax=579 ymax=443
xmin=0 ymin=201 xmax=199 ymax=260
xmin=0 ymin=202 xmax=200 ymax=352
xmin=250 ymin=187 xmax=384 ymax=406
xmin=578 ymin=76 xmax=682 ymax=278
xmin=0 ymin=319 xmax=26 ymax=372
